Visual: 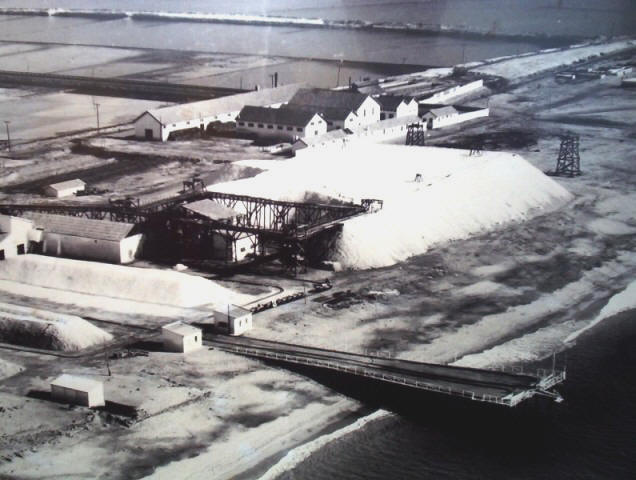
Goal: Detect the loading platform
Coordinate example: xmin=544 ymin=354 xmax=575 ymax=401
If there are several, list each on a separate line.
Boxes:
xmin=206 ymin=335 xmax=566 ymax=407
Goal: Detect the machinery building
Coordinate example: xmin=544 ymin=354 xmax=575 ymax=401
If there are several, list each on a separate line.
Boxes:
xmin=0 ymin=215 xmax=42 ymax=260
xmin=50 ymin=374 xmax=105 ymax=407
xmin=25 ymin=213 xmax=143 ymax=264
xmin=181 ymin=199 xmax=256 ymax=262
xmin=214 ymin=305 xmax=253 ymax=336
xmin=134 ymin=84 xmax=303 ymax=141
xmin=162 ymin=321 xmax=203 ymax=353
xmin=44 ymin=179 xmax=85 ymax=198
xmin=376 ymin=95 xmax=418 ymax=120
xmin=287 ymin=88 xmax=381 ymax=127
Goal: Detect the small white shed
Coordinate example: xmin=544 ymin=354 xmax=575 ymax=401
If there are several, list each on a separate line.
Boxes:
xmin=44 ymin=179 xmax=86 ymax=198
xmin=162 ymin=321 xmax=203 ymax=353
xmin=50 ymin=374 xmax=105 ymax=407
xmin=214 ymin=305 xmax=253 ymax=336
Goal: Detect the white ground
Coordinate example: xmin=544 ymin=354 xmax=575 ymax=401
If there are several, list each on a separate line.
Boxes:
xmin=215 ymin=143 xmax=572 ymax=269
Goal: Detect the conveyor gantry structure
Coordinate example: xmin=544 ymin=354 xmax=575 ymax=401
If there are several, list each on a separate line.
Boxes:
xmin=206 ymin=336 xmax=566 ymax=408
xmin=0 ymin=191 xmax=382 ymax=271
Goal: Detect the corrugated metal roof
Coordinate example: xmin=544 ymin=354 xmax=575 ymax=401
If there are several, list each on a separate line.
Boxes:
xmin=48 ymin=179 xmax=85 ymax=192
xmin=162 ymin=321 xmax=201 ymax=337
xmin=289 ymin=88 xmax=372 ymax=111
xmin=141 ymin=84 xmax=305 ymax=126
xmin=24 ymin=213 xmax=136 ymax=242
xmin=237 ymin=105 xmax=320 ymax=126
xmin=51 ymin=374 xmax=103 ymax=392
xmin=183 ymin=199 xmax=239 ymax=220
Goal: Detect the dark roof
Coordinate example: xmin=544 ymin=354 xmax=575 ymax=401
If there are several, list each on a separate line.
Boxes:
xmin=281 ymin=104 xmax=355 ymax=122
xmin=24 ymin=213 xmax=136 ymax=242
xmin=375 ymin=95 xmax=413 ymax=111
xmin=289 ymin=88 xmax=372 ymax=111
xmin=237 ymin=105 xmax=320 ymax=127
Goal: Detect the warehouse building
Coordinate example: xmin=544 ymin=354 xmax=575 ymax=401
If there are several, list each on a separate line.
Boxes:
xmin=214 ymin=305 xmax=253 ymax=336
xmin=0 ymin=215 xmax=42 ymax=260
xmin=376 ymin=95 xmax=418 ymax=120
xmin=134 ymin=84 xmax=303 ymax=141
xmin=44 ymin=179 xmax=85 ymax=198
xmin=236 ymin=105 xmax=327 ymax=142
xmin=25 ymin=213 xmax=143 ymax=264
xmin=162 ymin=321 xmax=203 ymax=353
xmin=288 ymin=88 xmax=381 ymax=127
xmin=50 ymin=374 xmax=105 ymax=407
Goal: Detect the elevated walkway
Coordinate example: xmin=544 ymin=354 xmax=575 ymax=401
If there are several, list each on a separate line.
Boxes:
xmin=206 ymin=335 xmax=566 ymax=407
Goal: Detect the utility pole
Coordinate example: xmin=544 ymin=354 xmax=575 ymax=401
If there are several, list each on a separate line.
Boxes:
xmin=336 ymin=59 xmax=343 ymax=87
xmin=3 ymin=120 xmax=10 ymax=152
xmin=94 ymin=103 xmax=100 ymax=132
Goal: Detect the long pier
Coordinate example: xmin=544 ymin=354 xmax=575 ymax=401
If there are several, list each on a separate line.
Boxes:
xmin=206 ymin=335 xmax=566 ymax=407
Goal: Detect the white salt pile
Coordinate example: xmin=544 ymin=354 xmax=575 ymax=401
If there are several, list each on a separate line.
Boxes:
xmin=0 ymin=302 xmax=112 ymax=351
xmin=214 ymin=144 xmax=572 ymax=269
xmin=0 ymin=255 xmax=232 ymax=307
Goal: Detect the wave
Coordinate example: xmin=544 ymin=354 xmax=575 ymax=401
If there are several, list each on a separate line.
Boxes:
xmin=564 ymin=280 xmax=636 ymax=343
xmin=0 ymin=8 xmax=577 ymax=43
xmin=257 ymin=409 xmax=390 ymax=480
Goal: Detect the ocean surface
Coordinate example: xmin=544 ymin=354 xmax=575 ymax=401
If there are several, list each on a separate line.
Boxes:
xmin=276 ymin=310 xmax=636 ymax=480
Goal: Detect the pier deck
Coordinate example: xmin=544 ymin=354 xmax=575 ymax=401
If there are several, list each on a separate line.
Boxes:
xmin=206 ymin=335 xmax=566 ymax=407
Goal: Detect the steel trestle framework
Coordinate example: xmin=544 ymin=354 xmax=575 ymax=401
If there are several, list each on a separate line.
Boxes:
xmin=553 ymin=134 xmax=581 ymax=177
xmin=0 ymin=190 xmax=382 ymax=272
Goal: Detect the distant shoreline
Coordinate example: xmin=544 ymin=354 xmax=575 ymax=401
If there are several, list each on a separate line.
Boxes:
xmin=0 ymin=8 xmax=579 ymax=46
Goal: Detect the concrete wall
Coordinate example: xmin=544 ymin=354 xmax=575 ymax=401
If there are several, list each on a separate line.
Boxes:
xmin=42 ymin=233 xmax=143 ymax=264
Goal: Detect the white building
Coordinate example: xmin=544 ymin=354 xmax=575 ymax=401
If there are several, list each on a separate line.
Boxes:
xmin=50 ymin=374 xmax=105 ymax=407
xmin=25 ymin=213 xmax=143 ymax=264
xmin=162 ymin=321 xmax=203 ymax=353
xmin=236 ymin=105 xmax=327 ymax=142
xmin=134 ymin=84 xmax=304 ymax=141
xmin=44 ymin=179 xmax=86 ymax=198
xmin=376 ymin=95 xmax=418 ymax=120
xmin=214 ymin=305 xmax=253 ymax=336
xmin=288 ymin=88 xmax=381 ymax=127
xmin=182 ymin=199 xmax=256 ymax=262
xmin=0 ymin=214 xmax=42 ymax=260
xmin=420 ymin=104 xmax=489 ymax=129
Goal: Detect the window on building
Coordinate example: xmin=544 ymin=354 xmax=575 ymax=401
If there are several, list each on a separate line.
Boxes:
xmin=364 ymin=109 xmax=366 ymax=116
xmin=238 ymin=121 xmax=245 ymax=126
xmin=0 ymin=250 xmax=4 ymax=261
xmin=258 ymin=123 xmax=264 ymax=128
xmin=17 ymin=244 xmax=25 ymax=255
xmin=296 ymin=127 xmax=303 ymax=132
xmin=389 ymin=113 xmax=394 ymax=118
xmin=248 ymin=122 xmax=254 ymax=127
xmin=277 ymin=125 xmax=283 ymax=130
xmin=314 ymin=130 xmax=318 ymax=136
xmin=144 ymin=129 xmax=153 ymax=140
xmin=287 ymin=126 xmax=293 ymax=131
xmin=267 ymin=124 xmax=274 ymax=129
xmin=195 ymin=336 xmax=198 ymax=342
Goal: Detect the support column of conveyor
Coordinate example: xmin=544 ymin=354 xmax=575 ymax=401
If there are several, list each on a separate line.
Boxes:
xmin=205 ymin=335 xmax=565 ymax=407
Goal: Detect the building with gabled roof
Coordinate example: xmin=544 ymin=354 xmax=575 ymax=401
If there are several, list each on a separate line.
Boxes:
xmin=236 ymin=105 xmax=327 ymax=142
xmin=0 ymin=214 xmax=42 ymax=260
xmin=24 ymin=213 xmax=143 ymax=264
xmin=282 ymin=104 xmax=360 ymax=131
xmin=134 ymin=84 xmax=304 ymax=141
xmin=162 ymin=321 xmax=203 ymax=353
xmin=288 ymin=88 xmax=381 ymax=126
xmin=44 ymin=179 xmax=86 ymax=198
xmin=375 ymin=95 xmax=418 ymax=120
xmin=420 ymin=103 xmax=489 ymax=129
